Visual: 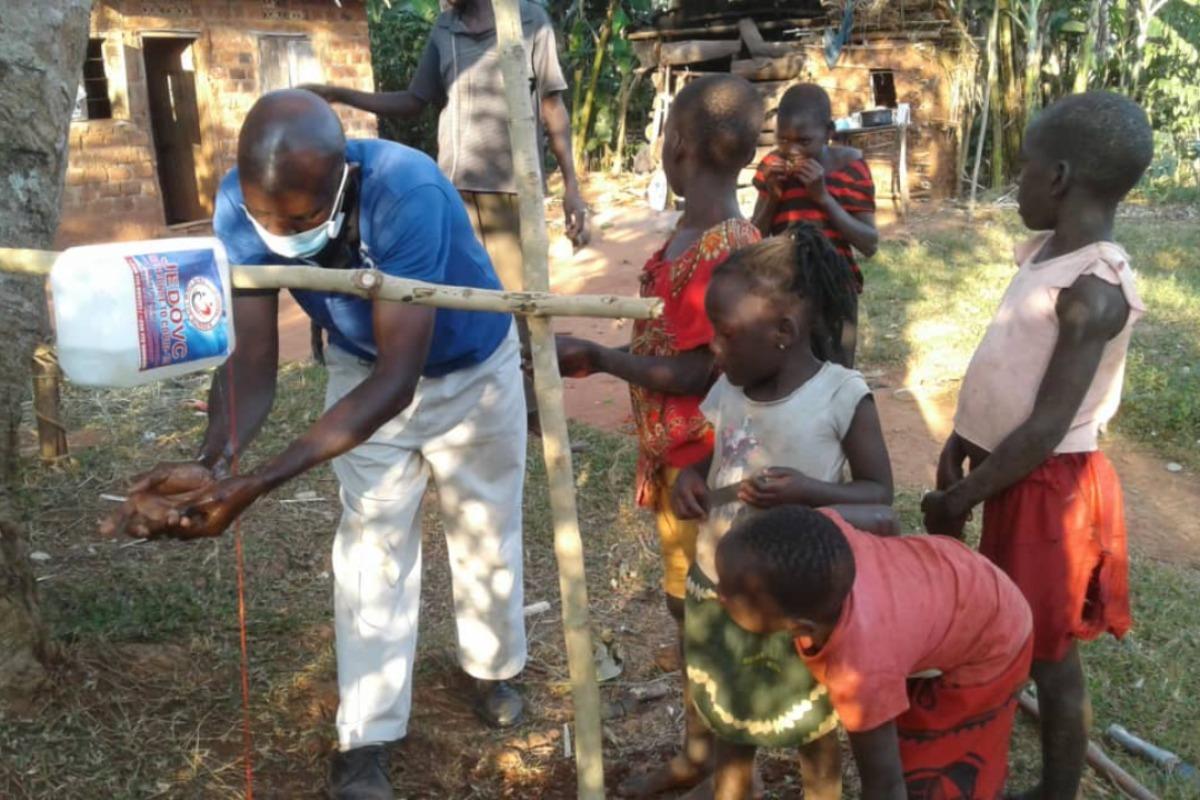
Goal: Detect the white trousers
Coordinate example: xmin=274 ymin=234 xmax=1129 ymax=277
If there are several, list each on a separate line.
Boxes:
xmin=325 ymin=327 xmax=527 ymax=750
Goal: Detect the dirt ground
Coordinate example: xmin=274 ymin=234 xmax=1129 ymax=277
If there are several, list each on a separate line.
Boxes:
xmin=274 ymin=175 xmax=1200 ymax=567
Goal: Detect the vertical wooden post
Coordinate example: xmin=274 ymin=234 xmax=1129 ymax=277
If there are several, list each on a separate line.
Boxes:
xmin=30 ymin=345 xmax=67 ymax=464
xmin=490 ymin=2 xmax=606 ymax=798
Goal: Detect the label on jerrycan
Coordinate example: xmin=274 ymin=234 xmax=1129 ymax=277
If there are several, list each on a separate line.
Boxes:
xmin=126 ymin=248 xmax=230 ymax=370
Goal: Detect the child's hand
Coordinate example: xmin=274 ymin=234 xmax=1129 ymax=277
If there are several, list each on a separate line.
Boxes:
xmin=554 ymin=335 xmax=602 ymax=378
xmin=921 ymin=490 xmax=970 ymax=539
xmin=935 ymin=434 xmax=967 ymax=490
xmin=738 ymin=467 xmax=811 ymax=508
xmin=671 ymin=469 xmax=710 ymax=520
xmin=794 ymin=160 xmax=830 ymax=203
xmin=762 ymin=157 xmax=791 ymax=200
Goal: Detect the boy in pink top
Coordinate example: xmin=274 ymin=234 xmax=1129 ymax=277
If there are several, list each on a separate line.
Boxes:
xmin=715 ymin=505 xmax=1033 ymax=800
xmin=922 ymin=91 xmax=1153 ymax=800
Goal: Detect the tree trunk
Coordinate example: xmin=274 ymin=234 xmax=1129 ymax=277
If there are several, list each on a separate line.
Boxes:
xmin=996 ymin=0 xmax=1022 ymax=186
xmin=990 ymin=39 xmax=1006 ymax=188
xmin=973 ymin=0 xmax=1001 ymax=212
xmin=1117 ymin=0 xmax=1137 ymax=91
xmin=957 ymin=103 xmax=975 ymax=198
xmin=608 ymin=68 xmax=644 ymax=174
xmin=571 ymin=61 xmax=587 ymax=143
xmin=0 ymin=0 xmax=92 ymax=697
xmin=1095 ymin=0 xmax=1111 ymax=86
xmin=0 ymin=521 xmax=50 ymax=694
xmin=1021 ymin=0 xmax=1043 ymax=112
xmin=1073 ymin=0 xmax=1103 ymax=93
xmin=571 ymin=0 xmax=619 ymax=175
xmin=1129 ymin=0 xmax=1167 ymax=100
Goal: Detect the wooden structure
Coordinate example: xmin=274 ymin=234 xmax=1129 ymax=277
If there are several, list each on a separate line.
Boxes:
xmin=632 ymin=0 xmax=977 ymax=212
xmin=493 ymin=0 xmax=606 ymax=793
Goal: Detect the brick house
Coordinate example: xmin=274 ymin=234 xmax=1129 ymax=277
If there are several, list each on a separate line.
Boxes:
xmin=58 ymin=0 xmax=378 ymax=247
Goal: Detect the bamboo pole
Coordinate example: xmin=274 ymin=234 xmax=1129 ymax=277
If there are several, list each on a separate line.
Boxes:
xmin=30 ymin=344 xmax=67 ymax=463
xmin=491 ymin=1 xmax=605 ymax=798
xmin=0 ymin=247 xmax=659 ymax=321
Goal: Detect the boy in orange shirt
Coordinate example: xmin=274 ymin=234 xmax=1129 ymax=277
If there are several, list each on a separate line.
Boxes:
xmin=716 ymin=505 xmax=1033 ymax=799
xmin=555 ymin=74 xmax=764 ymax=797
xmin=923 ymin=92 xmax=1152 ymax=800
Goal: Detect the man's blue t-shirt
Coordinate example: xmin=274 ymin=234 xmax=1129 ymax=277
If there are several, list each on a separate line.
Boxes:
xmin=213 ymin=139 xmax=510 ymax=377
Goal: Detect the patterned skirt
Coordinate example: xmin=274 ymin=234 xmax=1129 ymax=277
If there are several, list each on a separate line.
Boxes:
xmin=684 ymin=565 xmax=838 ymax=748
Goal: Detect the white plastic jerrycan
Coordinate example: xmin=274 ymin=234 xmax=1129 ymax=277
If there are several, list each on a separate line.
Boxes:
xmin=51 ymin=237 xmax=236 ymax=387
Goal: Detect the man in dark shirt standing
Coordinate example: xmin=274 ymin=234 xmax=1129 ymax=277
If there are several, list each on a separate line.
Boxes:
xmin=308 ymin=0 xmax=589 ymax=427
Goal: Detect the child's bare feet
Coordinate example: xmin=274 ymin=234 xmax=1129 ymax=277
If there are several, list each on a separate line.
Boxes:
xmin=617 ymin=752 xmax=709 ymax=798
xmin=654 ymin=642 xmax=682 ymax=673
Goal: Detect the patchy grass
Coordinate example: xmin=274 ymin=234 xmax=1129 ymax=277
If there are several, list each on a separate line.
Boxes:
xmin=2 ymin=366 xmax=681 ymax=799
xmin=862 ymin=207 xmax=1200 ymax=469
xmin=893 ymin=488 xmax=1200 ymax=800
xmin=3 ymin=360 xmax=1197 ymax=798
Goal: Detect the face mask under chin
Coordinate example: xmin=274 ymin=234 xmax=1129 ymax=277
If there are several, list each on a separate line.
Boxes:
xmin=243 ymin=165 xmax=349 ymax=259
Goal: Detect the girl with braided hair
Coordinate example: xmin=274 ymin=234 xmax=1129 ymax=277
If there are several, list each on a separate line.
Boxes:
xmin=657 ymin=223 xmax=894 ymax=799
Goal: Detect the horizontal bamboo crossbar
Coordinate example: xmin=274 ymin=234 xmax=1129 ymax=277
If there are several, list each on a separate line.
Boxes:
xmin=0 ymin=247 xmax=661 ymax=321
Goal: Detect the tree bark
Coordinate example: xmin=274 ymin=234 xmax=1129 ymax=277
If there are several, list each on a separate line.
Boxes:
xmin=988 ymin=53 xmax=1008 ymax=190
xmin=0 ymin=0 xmax=91 ymax=697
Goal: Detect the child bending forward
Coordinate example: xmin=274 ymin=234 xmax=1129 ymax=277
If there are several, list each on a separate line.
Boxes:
xmin=716 ymin=505 xmax=1034 ymax=799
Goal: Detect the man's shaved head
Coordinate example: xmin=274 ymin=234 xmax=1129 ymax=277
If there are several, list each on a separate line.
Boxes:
xmin=238 ymin=89 xmax=346 ymax=195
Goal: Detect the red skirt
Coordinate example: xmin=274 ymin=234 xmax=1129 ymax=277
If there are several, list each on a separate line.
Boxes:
xmin=980 ymin=451 xmax=1132 ymax=663
xmin=898 ymin=637 xmax=1033 ymax=800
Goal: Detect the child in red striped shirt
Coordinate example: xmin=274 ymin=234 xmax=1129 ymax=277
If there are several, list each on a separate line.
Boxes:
xmin=752 ymin=84 xmax=879 ymax=365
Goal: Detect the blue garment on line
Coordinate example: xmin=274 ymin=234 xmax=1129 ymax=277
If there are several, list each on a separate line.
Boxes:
xmin=824 ymin=1 xmax=855 ymax=68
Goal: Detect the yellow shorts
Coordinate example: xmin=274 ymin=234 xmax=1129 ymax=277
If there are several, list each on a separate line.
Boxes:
xmin=655 ymin=467 xmax=700 ymax=599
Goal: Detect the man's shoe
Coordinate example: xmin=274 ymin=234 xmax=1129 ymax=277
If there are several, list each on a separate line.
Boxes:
xmin=475 ymin=679 xmax=525 ymax=728
xmin=328 ymin=744 xmax=394 ymax=800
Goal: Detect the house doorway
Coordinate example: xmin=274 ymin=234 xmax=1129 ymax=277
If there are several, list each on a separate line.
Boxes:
xmin=144 ymin=36 xmax=206 ymax=225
